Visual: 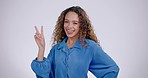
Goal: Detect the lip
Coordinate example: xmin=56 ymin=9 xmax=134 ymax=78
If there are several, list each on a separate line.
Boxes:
xmin=66 ymin=29 xmax=75 ymax=34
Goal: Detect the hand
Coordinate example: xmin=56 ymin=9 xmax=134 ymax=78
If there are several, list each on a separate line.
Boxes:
xmin=34 ymin=26 xmax=45 ymax=50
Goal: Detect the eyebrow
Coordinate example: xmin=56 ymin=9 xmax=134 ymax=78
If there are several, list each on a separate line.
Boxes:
xmin=64 ymin=19 xmax=79 ymax=22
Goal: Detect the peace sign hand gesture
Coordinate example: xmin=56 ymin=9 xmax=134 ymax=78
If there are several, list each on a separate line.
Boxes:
xmin=34 ymin=26 xmax=45 ymax=49
xmin=34 ymin=26 xmax=45 ymax=61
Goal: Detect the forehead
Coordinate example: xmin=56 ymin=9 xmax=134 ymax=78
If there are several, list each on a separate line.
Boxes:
xmin=65 ymin=11 xmax=79 ymax=21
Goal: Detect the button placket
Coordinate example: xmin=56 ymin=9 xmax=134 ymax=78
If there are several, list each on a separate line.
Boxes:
xmin=66 ymin=49 xmax=70 ymax=78
xmin=62 ymin=48 xmax=70 ymax=78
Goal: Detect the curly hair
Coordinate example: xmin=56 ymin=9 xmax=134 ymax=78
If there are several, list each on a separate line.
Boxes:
xmin=52 ymin=6 xmax=100 ymax=46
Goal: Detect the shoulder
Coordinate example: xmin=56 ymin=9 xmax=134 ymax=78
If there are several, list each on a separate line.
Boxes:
xmin=85 ymin=39 xmax=100 ymax=47
xmin=51 ymin=41 xmax=65 ymax=50
xmin=85 ymin=39 xmax=103 ymax=51
xmin=48 ymin=43 xmax=60 ymax=57
xmin=51 ymin=43 xmax=60 ymax=50
xmin=51 ymin=37 xmax=67 ymax=50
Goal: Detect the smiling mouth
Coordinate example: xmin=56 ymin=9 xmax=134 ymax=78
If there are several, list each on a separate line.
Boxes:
xmin=66 ymin=29 xmax=75 ymax=34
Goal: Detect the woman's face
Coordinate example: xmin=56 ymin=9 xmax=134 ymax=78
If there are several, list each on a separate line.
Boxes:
xmin=64 ymin=11 xmax=80 ymax=39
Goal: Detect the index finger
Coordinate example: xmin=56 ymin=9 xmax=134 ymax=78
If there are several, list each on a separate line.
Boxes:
xmin=41 ymin=26 xmax=43 ymax=35
xmin=35 ymin=26 xmax=39 ymax=33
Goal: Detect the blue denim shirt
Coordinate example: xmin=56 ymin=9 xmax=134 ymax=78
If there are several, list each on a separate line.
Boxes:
xmin=31 ymin=38 xmax=119 ymax=78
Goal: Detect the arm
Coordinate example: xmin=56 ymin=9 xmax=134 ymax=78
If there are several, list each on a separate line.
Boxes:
xmin=31 ymin=47 xmax=55 ymax=78
xmin=89 ymin=44 xmax=119 ymax=78
xmin=31 ymin=26 xmax=53 ymax=78
xmin=34 ymin=26 xmax=45 ymax=61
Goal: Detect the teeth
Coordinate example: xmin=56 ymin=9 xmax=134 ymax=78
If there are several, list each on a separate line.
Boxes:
xmin=67 ymin=29 xmax=74 ymax=32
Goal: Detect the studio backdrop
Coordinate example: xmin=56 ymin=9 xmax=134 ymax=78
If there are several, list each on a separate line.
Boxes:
xmin=0 ymin=0 xmax=148 ymax=78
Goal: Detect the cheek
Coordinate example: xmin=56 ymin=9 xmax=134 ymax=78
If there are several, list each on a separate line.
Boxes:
xmin=64 ymin=27 xmax=66 ymax=32
xmin=64 ymin=24 xmax=66 ymax=28
xmin=64 ymin=23 xmax=69 ymax=30
xmin=76 ymin=25 xmax=80 ymax=31
xmin=76 ymin=28 xmax=80 ymax=32
xmin=64 ymin=24 xmax=67 ymax=30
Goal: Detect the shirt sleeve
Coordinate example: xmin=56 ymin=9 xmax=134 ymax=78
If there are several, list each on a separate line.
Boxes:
xmin=89 ymin=44 xmax=119 ymax=78
xmin=31 ymin=47 xmax=55 ymax=78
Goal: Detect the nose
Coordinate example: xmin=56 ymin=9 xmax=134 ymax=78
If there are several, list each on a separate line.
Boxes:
xmin=67 ymin=22 xmax=73 ymax=28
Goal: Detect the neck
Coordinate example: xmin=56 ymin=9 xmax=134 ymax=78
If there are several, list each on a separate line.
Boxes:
xmin=66 ymin=37 xmax=78 ymax=48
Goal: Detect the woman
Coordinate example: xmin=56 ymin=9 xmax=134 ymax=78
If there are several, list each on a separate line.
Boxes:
xmin=31 ymin=6 xmax=119 ymax=78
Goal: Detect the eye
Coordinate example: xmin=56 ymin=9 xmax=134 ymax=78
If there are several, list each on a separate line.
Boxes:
xmin=64 ymin=20 xmax=69 ymax=23
xmin=73 ymin=22 xmax=78 ymax=25
xmin=74 ymin=23 xmax=77 ymax=24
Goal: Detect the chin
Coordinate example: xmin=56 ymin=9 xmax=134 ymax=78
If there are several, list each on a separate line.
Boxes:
xmin=66 ymin=32 xmax=79 ymax=38
xmin=67 ymin=35 xmax=74 ymax=38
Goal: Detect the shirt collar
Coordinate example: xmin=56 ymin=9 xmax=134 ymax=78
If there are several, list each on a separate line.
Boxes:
xmin=57 ymin=37 xmax=83 ymax=50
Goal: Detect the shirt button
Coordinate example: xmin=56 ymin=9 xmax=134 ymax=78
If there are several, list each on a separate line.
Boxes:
xmin=63 ymin=48 xmax=65 ymax=51
xmin=66 ymin=57 xmax=69 ymax=60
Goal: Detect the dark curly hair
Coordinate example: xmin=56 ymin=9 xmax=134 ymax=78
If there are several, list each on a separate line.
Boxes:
xmin=52 ymin=6 xmax=100 ymax=46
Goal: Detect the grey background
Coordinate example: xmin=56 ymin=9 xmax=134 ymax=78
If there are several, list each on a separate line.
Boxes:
xmin=0 ymin=0 xmax=148 ymax=78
